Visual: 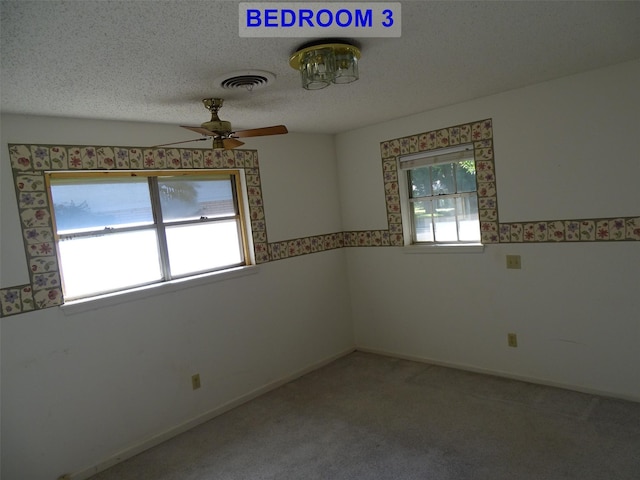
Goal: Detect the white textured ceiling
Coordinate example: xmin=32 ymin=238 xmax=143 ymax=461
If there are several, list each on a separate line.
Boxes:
xmin=1 ymin=1 xmax=639 ymax=135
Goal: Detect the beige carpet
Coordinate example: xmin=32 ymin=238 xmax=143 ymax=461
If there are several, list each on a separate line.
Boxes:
xmin=91 ymin=352 xmax=640 ymax=479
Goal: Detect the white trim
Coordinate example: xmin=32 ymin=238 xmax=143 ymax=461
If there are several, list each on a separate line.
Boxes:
xmin=403 ymin=244 xmax=484 ymax=254
xmin=355 ymin=347 xmax=640 ymax=403
xmin=60 ymin=265 xmax=259 ymax=315
xmin=237 ymin=169 xmax=256 ymax=264
xmin=67 ymin=347 xmax=357 ymax=480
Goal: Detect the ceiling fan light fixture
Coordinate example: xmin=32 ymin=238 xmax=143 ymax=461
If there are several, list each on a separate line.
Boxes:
xmin=289 ymin=41 xmax=360 ymax=90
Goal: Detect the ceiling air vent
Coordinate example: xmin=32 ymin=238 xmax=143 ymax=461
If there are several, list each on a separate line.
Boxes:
xmin=215 ymin=70 xmax=275 ymax=91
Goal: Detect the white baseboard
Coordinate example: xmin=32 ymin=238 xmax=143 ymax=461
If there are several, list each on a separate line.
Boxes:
xmin=355 ymin=346 xmax=640 ymax=403
xmin=69 ymin=346 xmax=356 ymax=480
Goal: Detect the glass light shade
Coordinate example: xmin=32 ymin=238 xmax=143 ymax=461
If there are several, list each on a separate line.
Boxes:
xmin=300 ymin=47 xmax=336 ymax=90
xmin=333 ymin=50 xmax=359 ymax=84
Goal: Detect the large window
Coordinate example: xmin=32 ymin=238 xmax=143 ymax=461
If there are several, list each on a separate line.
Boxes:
xmin=399 ymin=144 xmax=480 ymax=244
xmin=46 ymin=170 xmax=249 ymax=300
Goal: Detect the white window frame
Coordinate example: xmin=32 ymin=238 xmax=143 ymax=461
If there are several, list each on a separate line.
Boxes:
xmin=398 ymin=144 xmax=483 ymax=251
xmin=46 ymin=169 xmax=252 ymax=301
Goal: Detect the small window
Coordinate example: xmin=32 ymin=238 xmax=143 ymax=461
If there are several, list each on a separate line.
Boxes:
xmin=46 ymin=170 xmax=249 ymax=300
xmin=399 ymin=145 xmax=480 ymax=244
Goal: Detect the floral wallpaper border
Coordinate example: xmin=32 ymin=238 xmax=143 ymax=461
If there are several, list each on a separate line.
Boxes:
xmin=2 ymin=124 xmax=638 ymax=317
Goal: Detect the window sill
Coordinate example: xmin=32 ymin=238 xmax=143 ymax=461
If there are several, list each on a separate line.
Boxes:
xmin=403 ymin=244 xmax=485 ymax=254
xmin=60 ymin=265 xmax=260 ymax=315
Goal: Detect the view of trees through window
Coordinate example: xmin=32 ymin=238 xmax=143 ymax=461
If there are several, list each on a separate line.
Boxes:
xmin=408 ymin=160 xmax=480 ymax=243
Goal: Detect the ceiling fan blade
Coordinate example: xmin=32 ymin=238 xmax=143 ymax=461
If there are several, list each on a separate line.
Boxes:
xmin=232 ymin=125 xmax=288 ymax=138
xmin=223 ymin=138 xmax=245 ymax=149
xmin=180 ymin=125 xmax=218 ymax=137
xmin=153 ymin=137 xmax=209 ymax=148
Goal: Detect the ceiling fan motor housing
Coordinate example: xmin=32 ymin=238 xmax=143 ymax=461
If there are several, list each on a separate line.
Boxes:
xmin=201 ymin=119 xmax=232 ymax=135
xmin=201 ymin=98 xmax=232 ymax=134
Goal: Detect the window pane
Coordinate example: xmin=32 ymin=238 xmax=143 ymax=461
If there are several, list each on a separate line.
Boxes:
xmin=456 ymin=161 xmax=477 ymax=193
xmin=58 ymin=229 xmax=162 ymax=299
xmin=158 ymin=176 xmax=235 ymax=222
xmin=408 ymin=167 xmax=432 ymax=198
xmin=165 ymin=220 xmax=243 ymax=276
xmin=457 ymin=196 xmax=481 ymax=242
xmin=431 ymin=163 xmax=455 ymax=195
xmin=433 ymin=197 xmax=458 ymax=242
xmin=412 ymin=200 xmax=434 ymax=242
xmin=50 ymin=177 xmax=153 ymax=233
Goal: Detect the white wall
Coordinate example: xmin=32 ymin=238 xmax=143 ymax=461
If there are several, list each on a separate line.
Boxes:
xmin=335 ymin=60 xmax=640 ymax=400
xmin=0 ymin=115 xmax=354 ymax=480
xmin=245 ymin=133 xmax=342 ymax=241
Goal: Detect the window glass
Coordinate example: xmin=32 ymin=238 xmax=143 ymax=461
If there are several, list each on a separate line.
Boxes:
xmin=409 ymin=168 xmax=431 ymax=197
xmin=456 ymin=161 xmax=477 ymax=193
xmin=431 ymin=163 xmax=455 ymax=195
xmin=412 ymin=200 xmax=434 ymax=242
xmin=456 ymin=196 xmax=481 ymax=241
xmin=50 ymin=177 xmax=153 ymax=233
xmin=58 ymin=229 xmax=162 ymax=299
xmin=158 ymin=175 xmax=235 ymax=222
xmin=165 ymin=221 xmax=243 ymax=276
xmin=432 ymin=197 xmax=457 ymax=242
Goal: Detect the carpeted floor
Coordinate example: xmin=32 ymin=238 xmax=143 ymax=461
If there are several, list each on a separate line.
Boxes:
xmin=90 ymin=352 xmax=640 ymax=479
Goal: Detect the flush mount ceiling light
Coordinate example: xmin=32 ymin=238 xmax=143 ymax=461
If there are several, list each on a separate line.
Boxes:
xmin=289 ymin=40 xmax=361 ymax=90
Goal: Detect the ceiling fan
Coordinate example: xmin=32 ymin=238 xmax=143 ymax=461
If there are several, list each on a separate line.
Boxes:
xmin=155 ymin=98 xmax=288 ymax=149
